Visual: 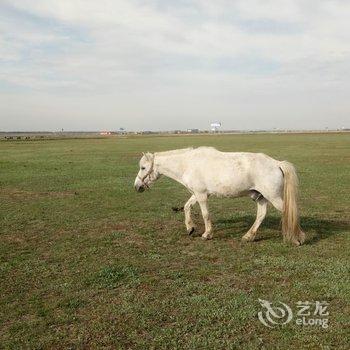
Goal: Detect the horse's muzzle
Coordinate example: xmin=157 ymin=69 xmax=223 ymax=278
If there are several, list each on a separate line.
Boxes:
xmin=135 ymin=184 xmax=145 ymax=192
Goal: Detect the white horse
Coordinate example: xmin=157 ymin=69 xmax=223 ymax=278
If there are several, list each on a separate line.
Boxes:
xmin=134 ymin=147 xmax=305 ymax=245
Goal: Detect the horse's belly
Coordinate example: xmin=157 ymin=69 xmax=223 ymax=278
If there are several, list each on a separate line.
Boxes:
xmin=206 ymin=178 xmax=251 ymax=197
xmin=210 ymin=188 xmax=248 ymax=198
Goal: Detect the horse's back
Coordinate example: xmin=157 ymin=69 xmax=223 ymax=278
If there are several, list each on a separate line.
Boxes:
xmin=184 ymin=148 xmax=283 ymax=197
xmin=191 ymin=148 xmax=279 ymax=169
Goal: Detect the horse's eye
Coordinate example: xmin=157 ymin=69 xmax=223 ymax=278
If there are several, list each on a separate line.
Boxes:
xmin=141 ymin=167 xmax=146 ymax=170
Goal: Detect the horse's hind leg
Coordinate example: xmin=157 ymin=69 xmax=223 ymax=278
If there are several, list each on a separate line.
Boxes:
xmin=184 ymin=194 xmax=197 ymax=234
xmin=269 ymin=196 xmax=283 ymax=212
xmin=242 ymin=198 xmax=268 ymax=242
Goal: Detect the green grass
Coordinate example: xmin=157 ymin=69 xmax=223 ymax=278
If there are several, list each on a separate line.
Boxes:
xmin=0 ymin=133 xmax=349 ymax=349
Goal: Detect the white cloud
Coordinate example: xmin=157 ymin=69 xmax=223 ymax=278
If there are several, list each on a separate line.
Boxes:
xmin=0 ymin=0 xmax=349 ymax=130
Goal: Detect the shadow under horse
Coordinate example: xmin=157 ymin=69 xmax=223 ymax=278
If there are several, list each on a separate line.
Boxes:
xmin=215 ymin=214 xmax=349 ymax=245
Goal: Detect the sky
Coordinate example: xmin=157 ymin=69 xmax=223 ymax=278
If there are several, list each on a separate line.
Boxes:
xmin=0 ymin=0 xmax=350 ymax=131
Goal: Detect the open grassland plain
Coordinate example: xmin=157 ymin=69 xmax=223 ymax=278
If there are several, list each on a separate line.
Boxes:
xmin=0 ymin=133 xmax=349 ymax=349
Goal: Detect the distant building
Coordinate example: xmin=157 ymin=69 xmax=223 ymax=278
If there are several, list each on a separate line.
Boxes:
xmin=187 ymin=128 xmax=199 ymax=133
xmin=100 ymin=131 xmax=111 ymax=135
xmin=210 ymin=122 xmax=221 ymax=132
xmin=116 ymin=128 xmax=127 ymax=135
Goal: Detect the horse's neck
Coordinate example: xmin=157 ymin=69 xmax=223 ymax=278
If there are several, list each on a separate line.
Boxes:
xmin=155 ymin=153 xmax=186 ymax=182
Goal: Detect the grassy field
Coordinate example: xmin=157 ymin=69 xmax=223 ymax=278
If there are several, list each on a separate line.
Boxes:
xmin=0 ymin=133 xmax=349 ymax=349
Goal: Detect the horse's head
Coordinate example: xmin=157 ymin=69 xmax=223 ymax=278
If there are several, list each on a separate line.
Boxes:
xmin=134 ymin=152 xmax=160 ymax=192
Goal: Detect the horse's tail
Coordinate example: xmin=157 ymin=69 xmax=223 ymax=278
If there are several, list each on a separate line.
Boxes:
xmin=279 ymin=161 xmax=305 ymax=246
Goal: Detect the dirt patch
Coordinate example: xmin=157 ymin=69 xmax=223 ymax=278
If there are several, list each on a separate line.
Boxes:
xmin=0 ymin=188 xmax=78 ymax=200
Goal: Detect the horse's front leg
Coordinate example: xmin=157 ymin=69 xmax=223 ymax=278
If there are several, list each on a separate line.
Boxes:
xmin=196 ymin=193 xmax=213 ymax=240
xmin=184 ymin=194 xmax=197 ymax=234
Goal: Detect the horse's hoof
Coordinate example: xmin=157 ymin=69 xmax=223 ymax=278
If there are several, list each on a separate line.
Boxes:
xmin=292 ymin=239 xmax=302 ymax=246
xmin=298 ymin=231 xmax=306 ymax=245
xmin=201 ymin=233 xmax=213 ymax=240
xmin=290 ymin=231 xmax=305 ymax=246
xmin=187 ymin=227 xmax=195 ymax=235
xmin=242 ymin=235 xmax=255 ymax=242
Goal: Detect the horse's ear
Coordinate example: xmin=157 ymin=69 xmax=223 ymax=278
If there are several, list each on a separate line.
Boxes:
xmin=141 ymin=152 xmax=145 ymax=157
xmin=145 ymin=152 xmax=154 ymax=161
